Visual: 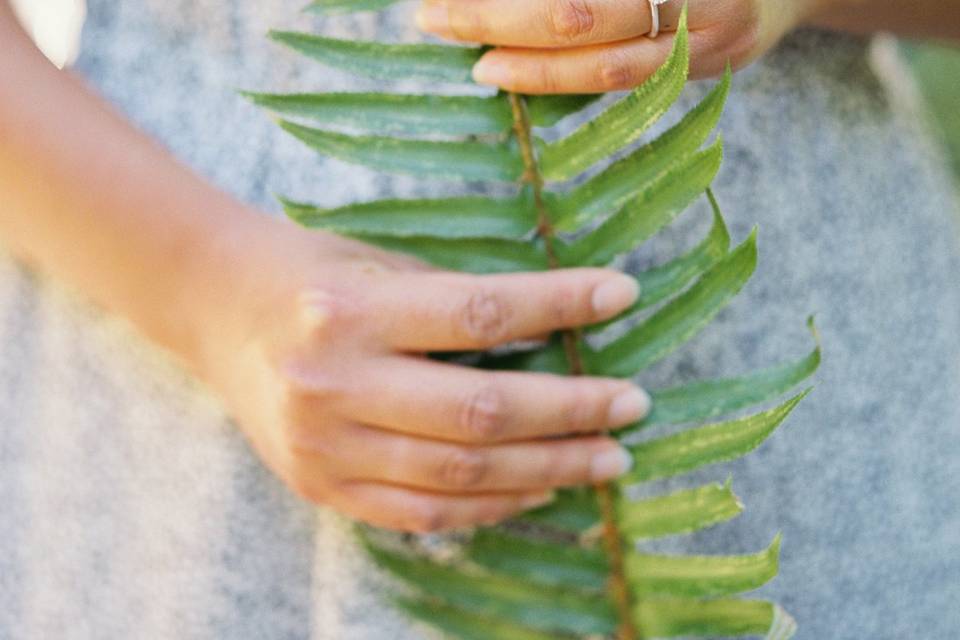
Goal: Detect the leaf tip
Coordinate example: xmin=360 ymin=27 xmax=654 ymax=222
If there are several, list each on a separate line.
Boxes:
xmin=770 ymin=531 xmax=784 ymax=557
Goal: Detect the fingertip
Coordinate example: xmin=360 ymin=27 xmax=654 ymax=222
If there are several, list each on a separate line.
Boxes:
xmin=590 ymin=445 xmax=634 ymax=482
xmin=608 ymin=386 xmax=652 ymax=426
xmin=472 ymin=54 xmax=512 ymax=88
xmin=591 ymin=274 xmax=640 ymax=319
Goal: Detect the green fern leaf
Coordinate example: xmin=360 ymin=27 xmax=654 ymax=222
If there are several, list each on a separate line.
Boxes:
xmin=281 ymin=194 xmax=536 ymax=239
xmin=638 ymin=320 xmax=821 ymax=429
xmin=617 ymin=481 xmax=743 ymax=539
xmin=364 ymin=536 xmax=617 ymax=635
xmin=394 ymin=599 xmax=577 ymax=640
xmin=306 ymin=0 xmax=404 ymax=13
xmin=356 ymin=235 xmax=548 ymax=273
xmin=244 ymin=92 xmax=514 ymax=136
xmin=516 ymin=487 xmax=602 ymax=533
xmin=636 ymin=598 xmax=796 ymax=638
xmin=588 ymin=230 xmax=758 ymax=377
xmin=527 ymin=94 xmax=602 ymax=128
xmin=554 ymin=67 xmax=730 ymax=231
xmin=464 ymin=528 xmax=608 ymax=591
xmin=558 ymin=140 xmax=722 ymax=267
xmin=623 ymin=392 xmax=809 ymax=483
xmin=624 ymin=535 xmax=781 ymax=598
xmin=269 ymin=32 xmax=482 ymax=83
xmin=278 ymin=119 xmax=523 ymax=180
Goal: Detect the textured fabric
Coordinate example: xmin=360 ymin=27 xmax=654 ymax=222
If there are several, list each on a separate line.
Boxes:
xmin=2 ymin=2 xmax=959 ymax=639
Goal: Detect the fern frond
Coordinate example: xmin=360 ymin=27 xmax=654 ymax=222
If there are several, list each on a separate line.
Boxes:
xmin=254 ymin=4 xmax=816 ymax=638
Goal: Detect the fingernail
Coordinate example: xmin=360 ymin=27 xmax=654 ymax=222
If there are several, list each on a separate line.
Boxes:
xmin=608 ymin=387 xmax=652 ymax=426
xmin=592 ymin=275 xmax=640 ymax=318
xmin=521 ymin=491 xmax=556 ymax=510
xmin=472 ymin=57 xmax=512 ymax=87
xmin=590 ymin=447 xmax=634 ymax=482
xmin=415 ymin=3 xmax=450 ymax=35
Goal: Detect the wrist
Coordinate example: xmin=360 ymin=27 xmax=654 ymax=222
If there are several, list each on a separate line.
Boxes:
xmin=163 ymin=200 xmax=271 ymax=376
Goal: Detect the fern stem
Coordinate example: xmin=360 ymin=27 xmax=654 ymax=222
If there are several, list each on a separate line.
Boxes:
xmin=507 ymin=92 xmax=638 ymax=640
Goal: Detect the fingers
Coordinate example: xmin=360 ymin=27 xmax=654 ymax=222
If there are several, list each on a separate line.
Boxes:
xmin=327 ymin=482 xmax=555 ymax=533
xmin=326 ymin=356 xmax=651 ymax=444
xmin=373 ymin=269 xmax=639 ymax=351
xmin=473 ymin=36 xmax=677 ymax=94
xmin=416 ymin=0 xmax=656 ymax=48
xmin=415 ymin=0 xmax=751 ymax=93
xmin=318 ymin=422 xmax=633 ymax=492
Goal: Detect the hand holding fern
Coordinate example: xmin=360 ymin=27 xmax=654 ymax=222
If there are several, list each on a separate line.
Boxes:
xmin=416 ymin=0 xmax=823 ymax=92
xmin=196 ymin=216 xmax=651 ymax=533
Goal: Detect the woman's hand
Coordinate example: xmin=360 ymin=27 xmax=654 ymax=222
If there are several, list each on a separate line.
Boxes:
xmin=191 ymin=215 xmax=650 ymax=533
xmin=416 ymin=0 xmax=826 ymax=93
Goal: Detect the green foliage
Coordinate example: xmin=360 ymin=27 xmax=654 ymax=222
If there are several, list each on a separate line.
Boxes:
xmin=901 ymin=42 xmax=960 ymax=181
xmin=251 ymin=4 xmax=818 ymax=638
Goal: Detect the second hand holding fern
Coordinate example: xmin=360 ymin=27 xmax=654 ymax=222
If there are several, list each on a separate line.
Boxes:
xmin=195 ymin=214 xmax=651 ymax=533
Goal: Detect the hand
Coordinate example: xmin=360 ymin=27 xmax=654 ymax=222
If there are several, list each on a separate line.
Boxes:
xmin=416 ymin=0 xmax=825 ymax=93
xmin=189 ymin=214 xmax=651 ymax=533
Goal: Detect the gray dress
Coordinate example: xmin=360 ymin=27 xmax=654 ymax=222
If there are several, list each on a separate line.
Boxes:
xmin=1 ymin=2 xmax=959 ymax=639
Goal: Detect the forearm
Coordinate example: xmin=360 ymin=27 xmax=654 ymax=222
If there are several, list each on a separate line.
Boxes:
xmin=807 ymin=0 xmax=960 ymax=41
xmin=0 ymin=3 xmax=260 ymax=366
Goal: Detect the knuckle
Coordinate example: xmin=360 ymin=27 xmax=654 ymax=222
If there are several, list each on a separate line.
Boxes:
xmin=547 ymin=0 xmax=596 ymax=42
xmin=297 ymin=288 xmax=344 ymax=340
xmin=439 ymin=447 xmax=489 ymax=489
xmin=278 ymin=361 xmax=344 ymax=405
xmin=457 ymin=289 xmax=512 ymax=345
xmin=459 ymin=385 xmax=506 ymax=442
xmin=535 ymin=61 xmax=562 ymax=94
xmin=564 ymin=385 xmax=604 ymax=433
xmin=598 ymin=50 xmax=639 ymax=91
xmin=547 ymin=282 xmax=581 ymax=327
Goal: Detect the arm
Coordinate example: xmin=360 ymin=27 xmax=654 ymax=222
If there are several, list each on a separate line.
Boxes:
xmin=0 ymin=0 xmax=245 ymax=362
xmin=414 ymin=0 xmax=960 ymax=94
xmin=810 ymin=0 xmax=960 ymax=42
xmin=0 ymin=3 xmax=651 ymax=531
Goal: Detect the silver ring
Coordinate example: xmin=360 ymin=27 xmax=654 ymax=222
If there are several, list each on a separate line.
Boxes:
xmin=647 ymin=0 xmax=669 ymax=38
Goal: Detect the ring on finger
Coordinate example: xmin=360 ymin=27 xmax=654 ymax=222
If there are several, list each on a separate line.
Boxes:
xmin=647 ymin=0 xmax=672 ymax=38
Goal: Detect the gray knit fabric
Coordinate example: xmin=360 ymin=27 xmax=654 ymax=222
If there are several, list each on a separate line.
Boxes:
xmin=2 ymin=2 xmax=959 ymax=639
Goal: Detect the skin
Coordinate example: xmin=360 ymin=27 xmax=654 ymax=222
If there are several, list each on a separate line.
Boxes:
xmin=415 ymin=0 xmax=960 ymax=93
xmin=0 ymin=1 xmax=957 ymax=533
xmin=0 ymin=1 xmax=647 ymax=533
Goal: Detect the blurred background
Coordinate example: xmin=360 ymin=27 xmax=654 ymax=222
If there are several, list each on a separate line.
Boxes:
xmin=12 ymin=0 xmax=960 ymax=184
